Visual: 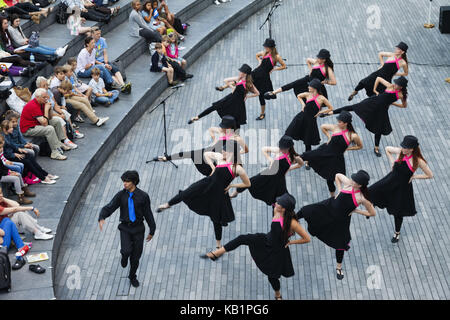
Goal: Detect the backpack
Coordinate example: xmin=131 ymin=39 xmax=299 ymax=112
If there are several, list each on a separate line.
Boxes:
xmin=0 ymin=246 xmax=12 ymax=292
xmin=28 ymin=31 xmax=40 ymax=48
xmin=56 ymin=2 xmax=70 ymax=24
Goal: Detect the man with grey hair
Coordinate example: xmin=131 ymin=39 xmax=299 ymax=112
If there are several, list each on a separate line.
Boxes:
xmin=19 ymin=88 xmax=71 ymax=160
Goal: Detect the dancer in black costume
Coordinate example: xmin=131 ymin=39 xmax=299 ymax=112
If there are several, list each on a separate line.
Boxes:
xmin=368 ymin=136 xmax=433 ymax=243
xmin=284 ymin=78 xmax=334 ymax=152
xmin=201 ymin=193 xmax=310 ymax=300
xmin=230 ymin=136 xmax=303 ymax=205
xmin=188 ymin=64 xmax=259 ymax=128
xmin=252 ymin=38 xmax=286 ymax=120
xmin=264 ymin=49 xmax=336 ymax=102
xmin=326 ymin=76 xmax=408 ymax=157
xmin=296 ymin=171 xmax=375 ymax=280
xmin=348 ymin=42 xmax=409 ymax=101
xmin=157 ymin=140 xmax=251 ymax=249
xmin=300 ymin=111 xmax=362 ymax=196
xmin=154 ymin=116 xmax=248 ymax=176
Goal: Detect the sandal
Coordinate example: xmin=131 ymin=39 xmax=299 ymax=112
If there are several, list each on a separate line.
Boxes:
xmin=263 ymin=92 xmax=276 ymax=100
xmin=200 ymin=251 xmax=219 ymax=261
xmin=255 ymin=113 xmax=265 ymax=121
xmin=12 ymin=258 xmax=26 ymax=270
xmin=305 ymin=163 xmax=310 ymax=170
xmin=187 ymin=117 xmax=198 ymax=125
xmin=275 ymin=295 xmax=283 ymax=300
xmin=29 ymin=264 xmax=46 ymax=274
xmin=348 ymin=91 xmax=357 ymax=101
xmin=336 ymin=268 xmax=344 ymax=280
xmin=215 ymin=86 xmax=225 ymax=91
xmin=157 ymin=203 xmax=170 ymax=213
xmin=391 ymin=232 xmax=400 ymax=243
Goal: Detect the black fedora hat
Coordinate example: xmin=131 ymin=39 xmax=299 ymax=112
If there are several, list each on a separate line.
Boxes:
xmin=400 ymin=135 xmax=419 ymax=149
xmin=317 ymin=49 xmax=330 ymax=59
xmin=396 ymin=41 xmax=408 ymax=52
xmin=278 ymin=135 xmax=294 ymax=149
xmin=276 ymin=193 xmax=296 ymax=211
xmin=351 ymin=170 xmax=370 ymax=187
xmin=239 ymin=63 xmax=252 ymax=75
xmin=336 ymin=111 xmax=352 ymax=123
xmin=308 ymin=78 xmax=322 ymax=91
xmin=263 ymin=38 xmax=276 ymax=48
xmin=219 ymin=115 xmax=236 ymax=129
xmin=394 ymin=76 xmax=408 ymax=88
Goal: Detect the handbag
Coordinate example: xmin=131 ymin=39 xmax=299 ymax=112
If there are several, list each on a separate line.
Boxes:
xmin=6 ymin=88 xmax=26 ymax=113
xmin=13 ymin=86 xmax=32 ymax=103
xmin=28 ymin=31 xmax=40 ymax=48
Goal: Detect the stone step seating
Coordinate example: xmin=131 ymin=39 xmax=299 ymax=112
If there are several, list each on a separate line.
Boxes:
xmin=2 ymin=0 xmax=274 ymax=299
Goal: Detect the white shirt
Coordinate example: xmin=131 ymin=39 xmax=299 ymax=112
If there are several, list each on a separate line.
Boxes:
xmin=88 ymin=78 xmax=105 ymax=101
xmin=76 ymin=48 xmax=96 ymax=73
xmin=49 ymin=77 xmax=62 ymax=89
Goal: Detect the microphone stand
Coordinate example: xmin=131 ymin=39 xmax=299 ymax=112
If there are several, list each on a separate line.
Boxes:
xmin=259 ymin=0 xmax=281 ymax=39
xmin=146 ymin=86 xmax=181 ymax=168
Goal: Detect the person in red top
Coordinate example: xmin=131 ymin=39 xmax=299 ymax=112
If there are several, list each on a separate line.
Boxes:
xmin=20 ymin=88 xmax=70 ymax=160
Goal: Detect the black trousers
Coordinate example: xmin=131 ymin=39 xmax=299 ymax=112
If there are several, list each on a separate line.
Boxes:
xmin=4 ymin=3 xmax=41 ymax=19
xmin=336 ymin=250 xmax=345 ymax=264
xmin=197 ymin=105 xmax=216 ymax=119
xmin=394 ymin=216 xmax=403 ymax=233
xmin=326 ymin=179 xmax=336 ymax=192
xmin=12 ymin=153 xmax=48 ymax=180
xmin=224 ymin=235 xmax=281 ymax=291
xmin=139 ymin=28 xmax=162 ymax=43
xmin=168 ymin=60 xmax=186 ymax=80
xmin=118 ymin=222 xmax=145 ymax=280
xmin=0 ymin=55 xmax=33 ymax=67
xmin=168 ymin=193 xmax=223 ymax=240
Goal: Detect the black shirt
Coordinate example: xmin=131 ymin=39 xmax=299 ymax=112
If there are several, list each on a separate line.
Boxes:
xmin=98 ymin=188 xmax=156 ymax=235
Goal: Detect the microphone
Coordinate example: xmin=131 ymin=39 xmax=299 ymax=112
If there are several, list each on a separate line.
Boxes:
xmin=171 ymin=83 xmax=185 ymax=89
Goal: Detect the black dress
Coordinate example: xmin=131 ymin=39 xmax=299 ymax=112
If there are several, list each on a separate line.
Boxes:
xmin=213 ymin=80 xmax=248 ymax=126
xmin=252 ymin=54 xmax=275 ymax=105
xmin=236 ymin=153 xmax=291 ymax=205
xmin=175 ymin=163 xmax=236 ymax=226
xmin=285 ymin=95 xmax=322 ymax=146
xmin=301 ymin=130 xmax=350 ymax=181
xmin=281 ymin=65 xmax=328 ymax=99
xmin=347 ymin=90 xmax=399 ymax=136
xmin=368 ymin=155 xmax=417 ymax=217
xmin=298 ymin=189 xmax=360 ymax=250
xmin=245 ymin=219 xmax=295 ymax=278
xmin=357 ymin=57 xmax=403 ymax=97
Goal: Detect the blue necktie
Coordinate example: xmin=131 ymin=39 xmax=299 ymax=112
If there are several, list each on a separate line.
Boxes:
xmin=128 ymin=192 xmax=136 ymax=222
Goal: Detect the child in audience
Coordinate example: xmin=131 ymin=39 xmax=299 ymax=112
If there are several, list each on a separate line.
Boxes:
xmin=88 ymin=67 xmax=119 ymax=106
xmin=49 ymin=66 xmax=67 ymax=89
xmin=164 ymin=33 xmax=186 ymax=69
xmin=150 ymin=42 xmax=177 ymax=86
xmin=63 ymin=62 xmax=93 ymax=101
xmin=4 ymin=111 xmax=40 ymax=159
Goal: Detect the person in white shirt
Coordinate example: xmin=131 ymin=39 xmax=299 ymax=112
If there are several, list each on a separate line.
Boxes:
xmin=88 ymin=67 xmax=119 ymax=106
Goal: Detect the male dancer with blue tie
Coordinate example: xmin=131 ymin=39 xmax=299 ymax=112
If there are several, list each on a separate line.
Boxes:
xmin=98 ymin=170 xmax=156 ymax=288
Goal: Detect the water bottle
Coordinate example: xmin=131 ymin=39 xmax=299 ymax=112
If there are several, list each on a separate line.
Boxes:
xmin=30 ymin=53 xmax=35 ymax=63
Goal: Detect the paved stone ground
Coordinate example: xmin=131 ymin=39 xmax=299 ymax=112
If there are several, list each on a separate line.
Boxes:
xmin=55 ymin=0 xmax=450 ymax=300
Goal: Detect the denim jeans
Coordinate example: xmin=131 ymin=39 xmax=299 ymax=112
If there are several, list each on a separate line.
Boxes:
xmin=5 ymin=161 xmax=24 ymax=174
xmin=25 ymin=45 xmax=56 ymax=56
xmin=78 ymin=65 xmax=113 ymax=85
xmin=94 ymin=90 xmax=119 ymax=105
xmin=0 ymin=218 xmax=24 ymax=250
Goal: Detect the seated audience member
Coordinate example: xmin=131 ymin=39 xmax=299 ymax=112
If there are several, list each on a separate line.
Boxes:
xmin=141 ymin=0 xmax=166 ymax=36
xmin=161 ymin=35 xmax=192 ymax=81
xmin=0 ymin=135 xmax=34 ymax=204
xmin=2 ymin=1 xmax=50 ymax=22
xmin=164 ymin=33 xmax=186 ymax=68
xmin=0 ymin=217 xmax=31 ymax=270
xmin=89 ymin=67 xmax=119 ymax=106
xmin=1 ymin=120 xmax=57 ymax=185
xmin=0 ymin=46 xmax=35 ymax=77
xmin=60 ymin=80 xmax=109 ymax=127
xmin=148 ymin=0 xmax=184 ymax=39
xmin=4 ymin=111 xmax=40 ymax=158
xmin=0 ymin=187 xmax=53 ymax=240
xmin=8 ymin=15 xmax=68 ymax=58
xmin=19 ymin=88 xmax=71 ymax=160
xmin=0 ymin=17 xmax=56 ymax=64
xmin=34 ymin=77 xmax=78 ymax=150
xmin=128 ymin=0 xmax=162 ymax=43
xmin=62 ymin=0 xmax=111 ymax=23
xmin=150 ymin=42 xmax=177 ymax=86
xmin=66 ymin=58 xmax=93 ymax=100
xmin=67 ymin=6 xmax=93 ymax=37
xmin=91 ymin=26 xmax=131 ymax=93
xmin=49 ymin=66 xmax=67 ymax=89
xmin=76 ymin=36 xmax=114 ymax=89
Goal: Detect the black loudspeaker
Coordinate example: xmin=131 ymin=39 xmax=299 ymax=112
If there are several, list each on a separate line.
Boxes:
xmin=439 ymin=6 xmax=450 ymax=34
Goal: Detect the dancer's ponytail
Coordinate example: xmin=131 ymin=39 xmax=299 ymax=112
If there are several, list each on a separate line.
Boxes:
xmin=401 ymin=52 xmax=408 ymax=65
xmin=288 ymin=146 xmax=299 ymax=163
xmin=282 ymin=209 xmax=296 ymax=245
xmin=360 ymin=185 xmax=370 ymax=202
xmin=325 ymin=57 xmax=334 ymax=79
xmin=401 ymin=86 xmax=408 ymax=103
